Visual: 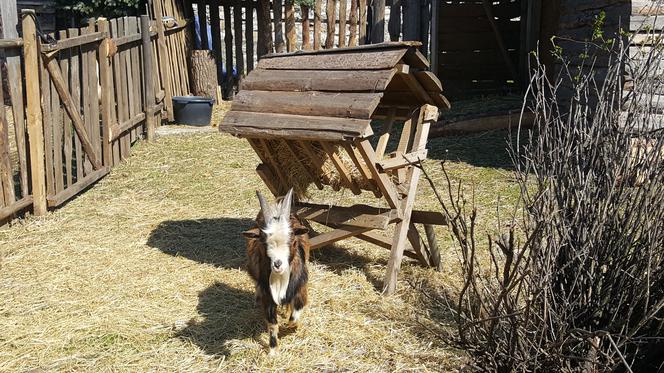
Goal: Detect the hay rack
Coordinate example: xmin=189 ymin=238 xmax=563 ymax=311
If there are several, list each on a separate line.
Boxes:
xmin=220 ymin=42 xmax=450 ymax=294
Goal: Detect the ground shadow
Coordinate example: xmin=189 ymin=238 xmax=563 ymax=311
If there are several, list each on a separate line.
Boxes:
xmin=147 ymin=218 xmax=254 ymax=269
xmin=176 ymin=281 xmax=261 ymax=356
xmin=426 ymin=129 xmax=524 ymax=170
xmin=311 ymin=243 xmax=387 ymax=291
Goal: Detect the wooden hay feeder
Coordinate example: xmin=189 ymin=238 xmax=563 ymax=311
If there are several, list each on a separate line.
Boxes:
xmin=219 ymin=42 xmax=450 ymax=294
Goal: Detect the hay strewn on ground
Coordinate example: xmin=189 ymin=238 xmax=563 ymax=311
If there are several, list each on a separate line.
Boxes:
xmin=0 ymin=120 xmax=521 ymax=371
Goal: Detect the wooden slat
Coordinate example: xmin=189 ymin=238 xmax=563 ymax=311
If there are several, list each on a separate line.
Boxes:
xmin=631 ymin=15 xmax=664 ymax=31
xmin=439 ymin=1 xmax=520 ymax=18
xmin=295 ymin=202 xmax=394 ymax=230
xmin=232 ymin=90 xmax=383 ymax=118
xmin=141 ymin=15 xmax=157 ymax=141
xmin=223 ymin=5 xmax=234 ymax=97
xmin=0 ymin=69 xmax=15 ymax=204
xmin=0 ymin=196 xmax=32 ymax=221
xmin=398 ymin=72 xmax=435 ymax=105
xmin=359 ymin=0 xmax=366 ymax=44
xmin=258 ymin=139 xmax=290 ymax=191
xmin=349 ymin=0 xmax=358 ymax=46
xmin=246 ymin=6 xmax=255 ymax=71
xmin=309 ymin=224 xmax=373 ymax=249
xmin=234 ymin=4 xmax=246 ymax=78
xmin=40 ymin=39 xmax=55 ymax=197
xmin=221 ymin=111 xmax=373 ymax=140
xmin=0 ymin=39 xmax=23 ymax=49
xmin=273 ymin=0 xmax=285 ymax=52
xmin=356 ymin=139 xmax=400 ymax=210
xmin=377 ymin=149 xmax=427 ymax=171
xmin=41 ymin=31 xmax=105 ymax=52
xmin=56 ymin=29 xmax=68 ymax=191
xmin=98 ymin=19 xmax=113 ymax=166
xmin=339 ymin=0 xmax=347 ymax=47
xmin=47 ymin=167 xmax=109 ymax=207
xmin=320 ymin=141 xmax=362 ymax=195
xmin=424 ymin=224 xmax=442 ymax=270
xmin=118 ymin=20 xmax=131 ymax=159
xmin=314 ymin=0 xmax=322 ymax=50
xmin=375 ymin=108 xmax=395 ymax=159
xmin=257 ymin=48 xmax=408 ymax=70
xmin=407 ymin=224 xmax=430 ymax=267
xmin=282 ymin=140 xmax=324 ymax=190
xmin=241 ymin=68 xmax=397 ymax=92
xmin=414 ymin=70 xmax=443 ymax=92
xmin=248 ymin=139 xmax=286 ymax=194
xmin=86 ymin=20 xmax=101 ymax=165
xmin=154 ymin=0 xmax=175 ymax=121
xmin=128 ymin=17 xmax=141 ymax=142
xmin=439 ymin=30 xmax=520 ymax=51
xmin=325 ymin=0 xmax=337 ymax=49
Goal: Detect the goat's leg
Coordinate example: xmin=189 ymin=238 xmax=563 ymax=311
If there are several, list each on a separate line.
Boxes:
xmin=288 ymin=286 xmax=307 ymax=328
xmin=264 ymin=301 xmax=279 ymax=355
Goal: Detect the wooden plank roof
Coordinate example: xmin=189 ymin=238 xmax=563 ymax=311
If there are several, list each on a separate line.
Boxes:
xmin=220 ymin=42 xmax=449 ymax=141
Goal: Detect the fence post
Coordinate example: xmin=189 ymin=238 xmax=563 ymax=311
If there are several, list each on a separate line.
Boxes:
xmin=97 ymin=18 xmax=113 ymax=167
xmin=141 ymin=15 xmax=156 ymax=141
xmin=153 ymin=0 xmax=174 ymax=121
xmin=21 ymin=10 xmax=47 ymax=216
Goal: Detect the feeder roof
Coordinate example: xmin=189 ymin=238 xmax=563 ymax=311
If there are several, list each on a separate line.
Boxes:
xmin=219 ymin=42 xmax=449 ymax=141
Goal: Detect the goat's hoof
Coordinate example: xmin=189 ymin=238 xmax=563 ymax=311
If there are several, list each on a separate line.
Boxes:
xmin=268 ymin=347 xmax=278 ymax=356
xmin=287 ymin=320 xmax=300 ymax=329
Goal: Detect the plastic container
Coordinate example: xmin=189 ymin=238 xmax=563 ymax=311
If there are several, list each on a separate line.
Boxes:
xmin=172 ymin=96 xmax=215 ymax=126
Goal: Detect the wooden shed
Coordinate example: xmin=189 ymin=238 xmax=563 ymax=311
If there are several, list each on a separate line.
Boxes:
xmin=219 ymin=41 xmax=449 ymax=294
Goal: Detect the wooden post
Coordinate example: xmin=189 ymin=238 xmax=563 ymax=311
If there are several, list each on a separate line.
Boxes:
xmin=141 ymin=15 xmax=157 ymax=141
xmin=273 ymin=0 xmax=285 ymax=53
xmin=388 ymin=0 xmax=401 ymax=41
xmin=1 ymin=0 xmax=28 ymax=196
xmin=430 ymin=0 xmax=439 ymax=75
xmin=98 ymin=18 xmax=113 ymax=166
xmin=302 ymin=4 xmax=312 ymax=50
xmin=419 ymin=0 xmax=429 ymax=56
xmin=21 ymin=10 xmax=47 ymax=216
xmin=257 ymin=0 xmax=272 ymax=57
xmin=223 ymin=5 xmax=234 ymax=99
xmin=348 ymin=0 xmax=358 ymax=46
xmin=358 ymin=0 xmax=366 ymax=44
xmin=339 ymin=0 xmax=347 ymax=47
xmin=402 ymin=0 xmax=420 ymax=41
xmin=285 ymin=0 xmax=296 ymax=52
xmin=153 ymin=0 xmax=174 ymax=121
xmin=314 ymin=0 xmax=322 ymax=50
xmin=197 ymin=0 xmax=208 ymax=48
xmin=209 ymin=0 xmax=222 ymax=88
xmin=325 ymin=0 xmax=337 ymax=49
xmin=234 ymin=4 xmax=245 ymax=80
xmin=245 ymin=4 xmax=255 ymax=71
xmin=371 ymin=0 xmax=385 ymax=43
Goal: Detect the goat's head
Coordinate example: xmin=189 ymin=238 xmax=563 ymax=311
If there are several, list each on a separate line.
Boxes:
xmin=243 ymin=188 xmax=308 ymax=275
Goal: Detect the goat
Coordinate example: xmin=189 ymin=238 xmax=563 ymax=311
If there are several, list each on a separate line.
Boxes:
xmin=242 ymin=188 xmax=310 ymax=355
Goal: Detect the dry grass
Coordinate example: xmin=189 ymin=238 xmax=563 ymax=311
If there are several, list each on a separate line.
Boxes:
xmin=0 ymin=115 xmax=521 ymax=371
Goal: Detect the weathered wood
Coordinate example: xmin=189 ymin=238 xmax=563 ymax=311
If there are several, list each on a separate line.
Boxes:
xmin=356 ymin=139 xmax=400 ymax=209
xmin=87 ymin=20 xmax=100 ymax=161
xmin=246 ymin=6 xmax=255 ymax=71
xmin=282 ymin=140 xmax=324 ymax=189
xmin=141 ymin=15 xmax=157 ymax=141
xmin=209 ymin=1 xmax=222 ymax=76
xmin=46 ymin=167 xmax=109 ymax=207
xmin=321 ymin=141 xmax=362 ymax=194
xmin=371 ymin=0 xmax=385 ymax=43
xmin=257 ymin=0 xmax=272 ymax=57
xmin=285 ymin=0 xmax=296 ymax=52
xmin=348 ymin=0 xmax=358 ymax=46
xmin=257 ymin=139 xmax=289 ymax=191
xmin=314 ymin=0 xmax=322 ymax=50
xmin=40 ymin=38 xmax=55 ymax=197
xmin=338 ymin=0 xmax=347 ymax=47
xmin=22 ymin=11 xmax=47 ymax=215
xmin=154 ymin=0 xmax=175 ymax=121
xmin=414 ymin=70 xmax=443 ymax=92
xmin=40 ymin=31 xmax=105 ymax=52
xmin=482 ymin=0 xmax=519 ymax=82
xmin=43 ymin=56 xmax=103 ymax=170
xmin=398 ymin=72 xmax=435 ymax=105
xmin=197 ymin=0 xmax=208 ymax=48
xmin=110 ymin=113 xmax=146 ymax=141
xmin=257 ymin=48 xmax=407 ymax=69
xmin=234 ymin=4 xmax=245 ymax=79
xmin=222 ymin=111 xmax=373 ymax=140
xmin=424 ymin=224 xmax=441 ymax=270
xmin=295 ymin=202 xmax=394 ymax=230
xmin=388 ymin=0 xmax=401 ymax=41
xmin=407 ymin=224 xmax=430 ymax=266
xmin=241 ymin=68 xmax=396 ymax=91
xmin=0 ymin=68 xmax=15 ymax=204
xmin=0 ymin=39 xmax=23 ymax=48
xmin=224 ymin=5 xmax=234 ymax=98
xmin=273 ymin=0 xmax=285 ymax=53
xmin=232 ymin=90 xmax=382 ymax=118
xmin=190 ymin=50 xmax=219 ymax=98
xmin=255 ymin=163 xmax=281 ymax=196
xmin=375 ymin=108 xmax=395 ymax=159
xmin=341 ymin=142 xmax=376 ymax=192
xmin=402 ymin=0 xmax=420 ymax=41
xmin=301 ymin=4 xmax=312 ymax=50
xmin=2 ymin=0 xmax=28 ymax=196
xmin=98 ymin=19 xmax=113 ymax=166
xmin=248 ymin=140 xmax=286 ymax=194
xmin=309 ymin=224 xmax=374 ymax=249
xmin=325 ymin=0 xmax=337 ymax=49
xmin=377 ymin=149 xmax=427 ymax=171
xmin=358 ymin=0 xmax=367 ymax=44
xmin=0 ymin=196 xmax=32 ymax=221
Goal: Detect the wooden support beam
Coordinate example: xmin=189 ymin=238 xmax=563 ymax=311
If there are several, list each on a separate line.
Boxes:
xmin=42 ymin=56 xmax=102 ymax=170
xmin=256 ymin=163 xmax=280 ymax=196
xmin=356 ymin=139 xmax=400 ymax=210
xmin=0 ymin=39 xmax=23 ymax=48
xmin=0 ymin=196 xmax=32 ymax=221
xmin=371 ymin=0 xmax=385 ymax=43
xmin=295 ymin=202 xmax=395 ymax=230
xmin=377 ymin=149 xmax=427 ymax=172
xmin=309 ymin=224 xmax=373 ymax=249
xmin=407 ymin=223 xmax=430 ymax=267
xmin=40 ymin=32 xmax=105 ymax=52
xmin=320 ymin=141 xmax=362 ymax=195
xmin=22 ymin=11 xmax=47 ymax=216
xmin=424 ymin=224 xmax=442 ymax=270
xmin=375 ymin=108 xmax=395 ymax=160
xmin=46 ymin=167 xmax=109 ymax=207
xmin=98 ymin=19 xmax=113 ymax=167
xmin=141 ymin=15 xmax=157 ymax=141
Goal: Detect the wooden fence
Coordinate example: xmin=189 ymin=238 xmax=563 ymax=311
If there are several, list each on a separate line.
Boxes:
xmin=0 ymin=10 xmax=171 ymax=221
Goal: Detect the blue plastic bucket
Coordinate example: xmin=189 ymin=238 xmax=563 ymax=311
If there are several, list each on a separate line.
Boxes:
xmin=172 ymin=96 xmax=215 ymax=126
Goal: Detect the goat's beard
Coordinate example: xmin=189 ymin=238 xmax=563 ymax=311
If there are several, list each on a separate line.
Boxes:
xmin=269 ymin=267 xmax=290 ymax=305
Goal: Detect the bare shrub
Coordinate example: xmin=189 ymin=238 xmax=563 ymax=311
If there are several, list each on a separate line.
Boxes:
xmin=424 ymin=17 xmax=664 ymax=373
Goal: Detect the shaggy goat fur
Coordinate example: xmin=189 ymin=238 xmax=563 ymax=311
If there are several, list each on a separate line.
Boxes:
xmin=242 ymin=190 xmax=310 ymax=355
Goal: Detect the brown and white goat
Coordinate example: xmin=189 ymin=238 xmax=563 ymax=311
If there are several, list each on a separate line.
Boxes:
xmin=242 ymin=188 xmax=310 ymax=355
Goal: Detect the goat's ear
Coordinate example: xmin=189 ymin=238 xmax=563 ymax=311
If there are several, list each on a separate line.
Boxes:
xmin=242 ymin=228 xmax=261 ymax=239
xmin=293 ymin=226 xmax=309 ymax=236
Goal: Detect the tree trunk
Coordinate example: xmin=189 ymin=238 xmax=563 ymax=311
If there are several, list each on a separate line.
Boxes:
xmin=302 ymin=5 xmax=312 ymax=50
xmin=190 ymin=50 xmax=218 ymax=99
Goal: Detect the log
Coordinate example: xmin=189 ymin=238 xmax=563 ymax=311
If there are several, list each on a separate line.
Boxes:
xmin=314 ymin=0 xmax=322 ymax=50
xmin=241 ymin=68 xmax=396 ymax=91
xmin=257 ymin=0 xmax=273 ymax=57
xmin=325 ymin=0 xmax=337 ymax=49
xmin=189 ymin=50 xmax=218 ymax=98
xmin=371 ymin=0 xmax=385 ymax=43
xmin=285 ymin=0 xmax=296 ymax=52
xmin=359 ymin=0 xmax=367 ymax=44
xmin=232 ymin=90 xmax=383 ymax=118
xmin=339 ymin=0 xmax=347 ymax=47
xmin=221 ymin=111 xmax=373 ymax=140
xmin=349 ymin=0 xmax=358 ymax=45
xmin=257 ymin=48 xmax=407 ymax=69
xmin=388 ymin=0 xmax=401 ymax=41
xmin=223 ymin=5 xmax=234 ymax=98
xmin=273 ymin=0 xmax=285 ymax=53
xmin=302 ymin=5 xmax=312 ymax=50
xmin=197 ymin=0 xmax=208 ymax=48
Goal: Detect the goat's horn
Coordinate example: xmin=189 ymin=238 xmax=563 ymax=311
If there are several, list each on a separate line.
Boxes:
xmin=281 ymin=188 xmax=294 ymax=219
xmin=256 ymin=190 xmax=272 ymax=222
